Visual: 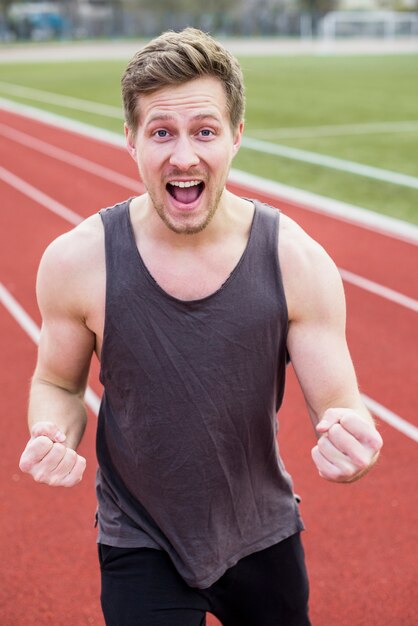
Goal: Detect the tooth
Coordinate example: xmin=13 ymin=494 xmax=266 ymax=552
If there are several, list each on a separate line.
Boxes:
xmin=169 ymin=181 xmax=200 ymax=188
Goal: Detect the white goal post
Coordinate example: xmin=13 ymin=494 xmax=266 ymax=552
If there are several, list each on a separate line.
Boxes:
xmin=320 ymin=11 xmax=418 ymax=39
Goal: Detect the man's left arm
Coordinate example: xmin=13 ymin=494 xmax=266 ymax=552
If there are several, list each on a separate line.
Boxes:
xmin=282 ymin=221 xmax=383 ymax=483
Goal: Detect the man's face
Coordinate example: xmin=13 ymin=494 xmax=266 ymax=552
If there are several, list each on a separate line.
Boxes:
xmin=125 ymin=76 xmax=243 ymax=234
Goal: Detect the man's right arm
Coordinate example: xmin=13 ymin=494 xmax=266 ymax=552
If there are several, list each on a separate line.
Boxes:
xmin=19 ymin=230 xmax=97 ymax=487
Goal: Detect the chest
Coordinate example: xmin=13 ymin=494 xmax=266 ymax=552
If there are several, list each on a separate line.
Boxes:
xmin=137 ymin=238 xmax=247 ymax=301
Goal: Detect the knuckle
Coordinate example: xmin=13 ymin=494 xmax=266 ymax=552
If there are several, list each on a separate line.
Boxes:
xmin=331 ymin=468 xmax=348 ymax=482
xmin=370 ymin=434 xmax=383 ymax=451
xmin=36 ymin=435 xmax=53 ymax=446
xmin=320 ymin=460 xmax=352 ymax=482
xmin=337 ymin=463 xmax=356 ymax=481
xmin=33 ymin=470 xmax=47 ymax=483
xmin=19 ymin=456 xmax=31 ymax=473
xmin=64 ymin=473 xmax=82 ymax=488
xmin=67 ymin=448 xmax=77 ymax=461
xmin=76 ymin=455 xmax=86 ymax=472
xmin=339 ymin=413 xmax=355 ymax=426
xmin=32 ymin=436 xmax=54 ymax=457
xmin=317 ymin=436 xmax=328 ymax=452
xmin=328 ymin=466 xmax=344 ymax=480
xmin=319 ymin=466 xmax=338 ymax=481
xmin=53 ymin=442 xmax=66 ymax=455
xmin=353 ymin=453 xmax=369 ymax=469
xmin=327 ymin=424 xmax=342 ymax=442
xmin=48 ymin=475 xmax=62 ymax=487
xmin=65 ymin=450 xmax=78 ymax=470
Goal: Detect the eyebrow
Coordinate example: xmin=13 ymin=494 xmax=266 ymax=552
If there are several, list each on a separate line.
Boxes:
xmin=144 ymin=112 xmax=222 ymax=126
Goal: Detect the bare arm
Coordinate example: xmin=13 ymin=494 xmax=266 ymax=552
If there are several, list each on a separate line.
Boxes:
xmin=280 ymin=216 xmax=383 ymax=483
xmin=20 ymin=227 xmax=97 ymax=487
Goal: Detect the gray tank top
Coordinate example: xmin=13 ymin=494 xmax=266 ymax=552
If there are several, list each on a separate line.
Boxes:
xmin=96 ymin=198 xmax=303 ymax=588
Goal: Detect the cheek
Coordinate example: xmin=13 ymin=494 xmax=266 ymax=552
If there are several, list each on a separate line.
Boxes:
xmin=200 ymin=149 xmax=223 ymax=172
xmin=136 ymin=152 xmax=162 ymax=182
xmin=209 ymin=147 xmax=234 ymax=179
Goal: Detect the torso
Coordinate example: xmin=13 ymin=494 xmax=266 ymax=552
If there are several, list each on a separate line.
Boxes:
xmin=80 ymin=195 xmax=257 ymax=359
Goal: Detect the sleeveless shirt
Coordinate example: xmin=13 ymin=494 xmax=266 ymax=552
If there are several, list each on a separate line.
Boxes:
xmin=96 ymin=198 xmax=303 ymax=589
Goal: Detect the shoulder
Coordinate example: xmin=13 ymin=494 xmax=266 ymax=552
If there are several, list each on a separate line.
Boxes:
xmin=278 ymin=213 xmax=345 ymax=323
xmin=37 ymin=213 xmax=104 ymax=317
xmin=39 ymin=213 xmax=103 ymax=279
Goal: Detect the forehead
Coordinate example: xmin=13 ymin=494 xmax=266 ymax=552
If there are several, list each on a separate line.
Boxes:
xmin=137 ymin=76 xmax=229 ymax=126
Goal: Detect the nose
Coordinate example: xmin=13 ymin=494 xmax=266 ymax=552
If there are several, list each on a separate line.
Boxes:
xmin=169 ymin=135 xmax=200 ymax=170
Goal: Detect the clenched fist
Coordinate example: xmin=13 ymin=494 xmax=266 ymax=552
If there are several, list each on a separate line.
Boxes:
xmin=19 ymin=421 xmax=86 ymax=487
xmin=311 ymin=408 xmax=383 ymax=483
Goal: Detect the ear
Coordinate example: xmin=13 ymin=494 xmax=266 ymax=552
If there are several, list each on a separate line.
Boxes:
xmin=232 ymin=120 xmax=244 ymax=156
xmin=124 ymin=123 xmax=137 ymax=161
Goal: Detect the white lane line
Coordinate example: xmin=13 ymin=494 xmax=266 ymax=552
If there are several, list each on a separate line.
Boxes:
xmin=0 ymin=166 xmax=82 ymax=225
xmin=241 ymin=136 xmax=418 ymax=191
xmin=250 ymin=120 xmax=418 ymax=140
xmin=0 ymin=123 xmax=141 ymax=193
xmin=1 ymin=162 xmax=416 ymax=312
xmin=0 ymin=97 xmax=127 ymax=148
xmin=0 ymin=81 xmax=122 ymax=119
xmin=0 ymin=83 xmax=416 ymax=190
xmin=0 ymin=283 xmax=40 ymax=344
xmin=362 ymin=394 xmax=418 ymax=443
xmin=1 ymin=282 xmax=416 ymax=442
xmin=340 ymin=269 xmax=418 ymax=313
xmin=0 ymin=282 xmax=101 ymax=416
xmin=229 ymin=169 xmax=418 ymax=245
xmin=2 ymin=97 xmax=418 ymax=245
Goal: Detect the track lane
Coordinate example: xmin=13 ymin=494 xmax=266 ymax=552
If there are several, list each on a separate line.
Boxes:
xmin=1 ymin=111 xmax=417 ymax=625
xmin=0 ymin=108 xmax=130 ymax=176
xmin=279 ymin=370 xmax=418 ymax=626
xmin=0 ymin=304 xmax=103 ymax=625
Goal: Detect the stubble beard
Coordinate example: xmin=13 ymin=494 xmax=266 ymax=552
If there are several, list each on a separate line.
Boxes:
xmin=149 ymin=184 xmax=224 ymax=235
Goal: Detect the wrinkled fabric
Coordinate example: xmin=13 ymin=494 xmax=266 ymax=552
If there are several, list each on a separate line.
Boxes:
xmin=96 ymin=198 xmax=303 ymax=588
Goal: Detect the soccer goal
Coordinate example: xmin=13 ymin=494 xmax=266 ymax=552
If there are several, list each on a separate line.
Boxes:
xmin=320 ymin=11 xmax=418 ymax=40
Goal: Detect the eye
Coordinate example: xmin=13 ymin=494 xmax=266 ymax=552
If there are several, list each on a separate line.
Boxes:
xmin=198 ymin=129 xmax=215 ymax=138
xmin=154 ymin=129 xmax=170 ymax=138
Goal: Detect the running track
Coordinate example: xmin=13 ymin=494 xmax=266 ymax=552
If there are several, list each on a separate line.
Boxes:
xmin=0 ymin=107 xmax=417 ymax=626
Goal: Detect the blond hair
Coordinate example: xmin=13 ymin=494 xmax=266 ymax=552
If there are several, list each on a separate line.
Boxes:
xmin=121 ymin=28 xmax=245 ymax=135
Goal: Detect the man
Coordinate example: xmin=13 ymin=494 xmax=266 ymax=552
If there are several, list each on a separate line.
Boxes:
xmin=19 ymin=28 xmax=383 ymax=626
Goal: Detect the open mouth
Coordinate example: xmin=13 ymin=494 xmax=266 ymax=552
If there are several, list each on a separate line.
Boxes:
xmin=167 ymin=180 xmax=205 ymax=206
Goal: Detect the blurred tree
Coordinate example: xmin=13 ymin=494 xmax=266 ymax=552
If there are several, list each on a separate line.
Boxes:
xmin=137 ymin=0 xmax=239 ymax=13
xmin=298 ymin=0 xmax=338 ymax=13
xmin=0 ymin=0 xmax=14 ymax=20
xmin=297 ymin=0 xmax=339 ymax=35
xmin=394 ymin=0 xmax=418 ymax=8
xmin=137 ymin=0 xmax=240 ymax=32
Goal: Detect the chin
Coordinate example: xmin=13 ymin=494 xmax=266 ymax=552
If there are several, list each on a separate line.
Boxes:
xmin=152 ymin=188 xmax=220 ymax=235
xmin=160 ymin=209 xmax=215 ymax=235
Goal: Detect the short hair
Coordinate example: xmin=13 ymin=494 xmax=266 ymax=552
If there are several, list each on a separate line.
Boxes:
xmin=121 ymin=28 xmax=245 ymax=136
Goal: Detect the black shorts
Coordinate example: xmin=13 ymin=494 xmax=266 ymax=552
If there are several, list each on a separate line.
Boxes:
xmin=99 ymin=532 xmax=311 ymax=626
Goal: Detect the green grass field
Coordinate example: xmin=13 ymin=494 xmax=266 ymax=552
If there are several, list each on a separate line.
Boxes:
xmin=1 ymin=53 xmax=417 ymax=224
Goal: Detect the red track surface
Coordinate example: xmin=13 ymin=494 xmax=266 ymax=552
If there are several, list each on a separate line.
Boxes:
xmin=1 ymin=108 xmax=417 ymax=625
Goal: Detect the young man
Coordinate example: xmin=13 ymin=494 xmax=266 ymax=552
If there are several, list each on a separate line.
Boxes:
xmin=19 ymin=28 xmax=383 ymax=626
